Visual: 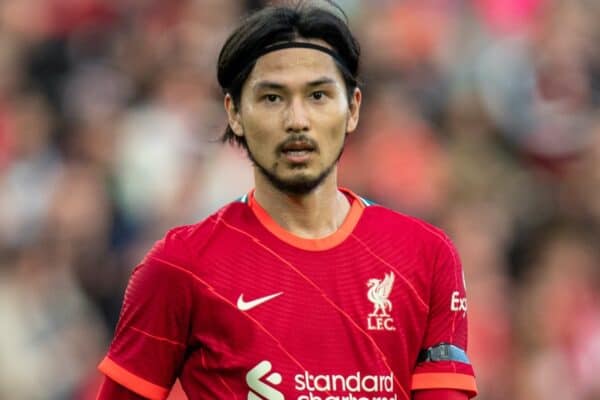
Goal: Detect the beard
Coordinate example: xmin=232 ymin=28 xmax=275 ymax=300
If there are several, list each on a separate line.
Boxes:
xmin=245 ymin=134 xmax=346 ymax=196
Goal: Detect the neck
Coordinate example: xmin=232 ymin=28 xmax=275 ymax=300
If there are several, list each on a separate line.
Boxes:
xmin=253 ymin=170 xmax=351 ymax=239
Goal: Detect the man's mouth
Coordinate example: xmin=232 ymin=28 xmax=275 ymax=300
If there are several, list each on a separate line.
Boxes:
xmin=283 ymin=149 xmax=311 ymax=156
xmin=279 ymin=140 xmax=317 ymax=162
xmin=281 ymin=141 xmax=316 ymax=152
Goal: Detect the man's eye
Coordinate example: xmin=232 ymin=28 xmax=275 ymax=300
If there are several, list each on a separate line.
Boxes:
xmin=265 ymin=94 xmax=280 ymax=103
xmin=311 ymin=91 xmax=325 ymax=100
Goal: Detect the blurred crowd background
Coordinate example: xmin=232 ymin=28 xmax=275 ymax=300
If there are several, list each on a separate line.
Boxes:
xmin=1 ymin=0 xmax=599 ymax=399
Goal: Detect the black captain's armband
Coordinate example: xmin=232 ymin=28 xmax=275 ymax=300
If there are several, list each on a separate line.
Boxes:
xmin=417 ymin=343 xmax=470 ymax=364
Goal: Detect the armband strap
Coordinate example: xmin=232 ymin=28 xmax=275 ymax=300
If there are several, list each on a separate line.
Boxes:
xmin=417 ymin=343 xmax=470 ymax=364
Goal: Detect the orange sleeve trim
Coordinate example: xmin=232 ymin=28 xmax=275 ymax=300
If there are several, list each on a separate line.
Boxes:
xmin=98 ymin=357 xmax=169 ymax=400
xmin=412 ymin=373 xmax=477 ymax=394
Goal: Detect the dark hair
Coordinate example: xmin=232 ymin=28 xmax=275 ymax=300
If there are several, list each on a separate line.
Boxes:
xmin=217 ymin=1 xmax=361 ymax=148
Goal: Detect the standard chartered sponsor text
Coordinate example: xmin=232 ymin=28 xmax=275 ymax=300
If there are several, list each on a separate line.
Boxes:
xmin=296 ymin=395 xmax=397 ymax=400
xmin=294 ymin=371 xmax=397 ymax=400
xmin=246 ymin=361 xmax=398 ymax=400
xmin=295 ymin=371 xmax=393 ymax=392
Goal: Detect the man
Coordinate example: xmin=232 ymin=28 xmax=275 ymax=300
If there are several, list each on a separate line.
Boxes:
xmin=97 ymin=2 xmax=477 ymax=399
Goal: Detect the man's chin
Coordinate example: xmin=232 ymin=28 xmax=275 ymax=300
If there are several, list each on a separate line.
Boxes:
xmin=247 ymin=147 xmax=339 ymax=195
xmin=267 ymin=174 xmax=325 ymax=195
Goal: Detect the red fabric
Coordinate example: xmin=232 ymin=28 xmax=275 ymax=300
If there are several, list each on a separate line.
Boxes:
xmin=99 ymin=189 xmax=476 ymax=398
xmin=413 ymin=389 xmax=469 ymax=400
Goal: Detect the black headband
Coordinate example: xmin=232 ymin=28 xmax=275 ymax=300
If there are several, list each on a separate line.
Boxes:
xmin=225 ymin=42 xmax=354 ymax=94
xmin=251 ymin=42 xmax=348 ymax=70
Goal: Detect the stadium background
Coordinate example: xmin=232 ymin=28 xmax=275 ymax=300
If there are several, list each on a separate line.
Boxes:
xmin=0 ymin=0 xmax=599 ymax=399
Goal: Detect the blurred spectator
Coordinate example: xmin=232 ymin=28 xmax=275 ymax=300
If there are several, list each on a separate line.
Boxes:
xmin=0 ymin=238 xmax=107 ymax=399
xmin=0 ymin=92 xmax=61 ymax=249
xmin=514 ymin=223 xmax=600 ymax=400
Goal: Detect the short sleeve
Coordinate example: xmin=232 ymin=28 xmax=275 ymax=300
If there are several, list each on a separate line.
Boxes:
xmin=412 ymin=235 xmax=477 ymax=398
xmin=98 ymin=230 xmax=196 ymax=400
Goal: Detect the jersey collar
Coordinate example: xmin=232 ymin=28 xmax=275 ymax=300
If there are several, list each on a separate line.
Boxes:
xmin=247 ymin=188 xmax=365 ymax=251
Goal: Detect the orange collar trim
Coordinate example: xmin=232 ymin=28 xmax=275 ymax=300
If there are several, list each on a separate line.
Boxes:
xmin=247 ymin=188 xmax=365 ymax=251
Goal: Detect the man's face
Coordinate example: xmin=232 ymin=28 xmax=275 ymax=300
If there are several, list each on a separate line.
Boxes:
xmin=225 ymin=41 xmax=361 ymax=195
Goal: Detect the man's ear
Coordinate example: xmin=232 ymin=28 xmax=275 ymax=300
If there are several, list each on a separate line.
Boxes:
xmin=346 ymin=87 xmax=362 ymax=134
xmin=224 ymin=94 xmax=243 ymax=136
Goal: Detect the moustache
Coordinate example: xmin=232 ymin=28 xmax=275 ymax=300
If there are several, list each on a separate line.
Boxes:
xmin=276 ymin=134 xmax=319 ymax=153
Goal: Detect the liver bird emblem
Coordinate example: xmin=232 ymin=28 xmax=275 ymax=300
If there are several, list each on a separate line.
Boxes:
xmin=367 ymin=272 xmax=395 ymax=317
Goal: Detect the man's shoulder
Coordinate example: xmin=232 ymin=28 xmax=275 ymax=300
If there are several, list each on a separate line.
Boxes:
xmin=360 ymin=200 xmax=452 ymax=246
xmin=148 ymin=198 xmax=251 ymax=264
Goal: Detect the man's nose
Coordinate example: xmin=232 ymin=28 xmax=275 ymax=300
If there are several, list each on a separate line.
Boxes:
xmin=284 ymin=97 xmax=310 ymax=133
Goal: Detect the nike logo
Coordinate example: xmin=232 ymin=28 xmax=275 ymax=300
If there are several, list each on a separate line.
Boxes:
xmin=237 ymin=292 xmax=283 ymax=311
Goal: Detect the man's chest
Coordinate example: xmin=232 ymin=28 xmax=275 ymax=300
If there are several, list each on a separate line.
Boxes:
xmin=189 ymin=246 xmax=431 ymax=370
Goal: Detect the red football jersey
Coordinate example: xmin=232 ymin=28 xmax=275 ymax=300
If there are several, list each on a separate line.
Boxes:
xmin=99 ymin=188 xmax=477 ymax=400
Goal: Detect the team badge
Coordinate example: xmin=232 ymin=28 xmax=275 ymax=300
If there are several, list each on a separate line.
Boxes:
xmin=367 ymin=272 xmax=396 ymax=331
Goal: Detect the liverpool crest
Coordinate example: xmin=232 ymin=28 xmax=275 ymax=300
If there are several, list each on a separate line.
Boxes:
xmin=367 ymin=272 xmax=396 ymax=331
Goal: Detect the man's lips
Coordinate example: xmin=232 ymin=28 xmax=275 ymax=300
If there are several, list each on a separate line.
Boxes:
xmin=280 ymin=140 xmax=316 ymax=153
xmin=282 ymin=149 xmax=313 ymax=163
xmin=278 ymin=139 xmax=317 ymax=163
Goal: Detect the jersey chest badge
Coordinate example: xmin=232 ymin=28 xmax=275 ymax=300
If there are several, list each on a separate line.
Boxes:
xmin=367 ymin=272 xmax=396 ymax=331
